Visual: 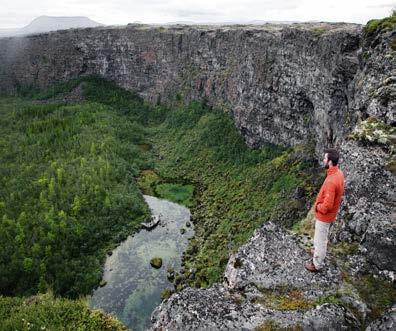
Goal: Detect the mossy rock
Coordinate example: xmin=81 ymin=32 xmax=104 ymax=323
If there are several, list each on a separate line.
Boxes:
xmin=352 ymin=274 xmax=396 ymax=320
xmin=160 ymin=288 xmax=174 ymax=300
xmin=167 ymin=267 xmax=175 ymax=281
xmin=365 ymin=12 xmax=396 ymax=37
xmin=252 ymin=287 xmax=315 ymax=311
xmin=347 ymin=117 xmax=395 ymax=151
xmin=391 ymin=37 xmax=396 ymax=51
xmin=137 ymin=169 xmax=161 ymax=195
xmin=150 ymin=257 xmax=162 ymax=269
xmin=385 ymin=159 xmax=396 ymax=176
xmin=255 ymin=319 xmax=302 ymax=331
xmin=310 ymin=27 xmax=327 ymax=35
xmin=291 ymin=206 xmax=315 ymax=242
xmin=331 ymin=242 xmax=359 ymax=257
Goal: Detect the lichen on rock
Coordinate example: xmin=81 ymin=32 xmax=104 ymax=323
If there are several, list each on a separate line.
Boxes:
xmin=150 ymin=222 xmax=362 ymax=330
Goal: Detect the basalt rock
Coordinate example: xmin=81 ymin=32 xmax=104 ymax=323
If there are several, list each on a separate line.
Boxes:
xmin=330 ymin=26 xmax=396 ymax=281
xmin=150 ymin=222 xmax=362 ymax=330
xmin=223 ymin=222 xmax=341 ymax=300
xmin=365 ymin=305 xmax=396 ymax=331
xmin=0 ymin=23 xmax=362 ymax=157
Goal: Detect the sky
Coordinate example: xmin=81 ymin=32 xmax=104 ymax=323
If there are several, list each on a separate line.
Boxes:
xmin=0 ymin=0 xmax=395 ymax=29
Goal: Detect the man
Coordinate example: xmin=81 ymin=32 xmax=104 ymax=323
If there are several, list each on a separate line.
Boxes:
xmin=305 ymin=148 xmax=345 ymax=272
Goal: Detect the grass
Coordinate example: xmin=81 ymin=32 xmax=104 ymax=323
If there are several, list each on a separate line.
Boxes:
xmin=310 ymin=27 xmax=327 ymax=35
xmin=254 ymin=320 xmax=302 ymax=331
xmin=352 ymin=274 xmax=396 ymax=321
xmin=155 ymin=183 xmax=194 ymax=207
xmin=0 ymin=293 xmax=127 ymax=331
xmin=252 ymin=288 xmax=315 ymax=311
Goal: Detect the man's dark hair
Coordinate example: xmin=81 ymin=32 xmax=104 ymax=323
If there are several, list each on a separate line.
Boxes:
xmin=325 ymin=148 xmax=339 ymax=166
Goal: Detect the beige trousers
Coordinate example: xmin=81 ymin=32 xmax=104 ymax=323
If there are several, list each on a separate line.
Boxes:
xmin=313 ymin=219 xmax=332 ymax=270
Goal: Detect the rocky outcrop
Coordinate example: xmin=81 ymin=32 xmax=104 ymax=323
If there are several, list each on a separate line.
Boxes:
xmin=330 ymin=25 xmax=396 ymax=281
xmin=333 ymin=138 xmax=396 ymax=280
xmin=223 ymin=222 xmax=341 ymax=299
xmin=366 ymin=305 xmax=396 ymax=331
xmin=150 ymin=222 xmax=362 ymax=330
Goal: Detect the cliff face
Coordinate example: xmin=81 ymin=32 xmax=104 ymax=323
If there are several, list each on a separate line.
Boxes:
xmin=0 ymin=23 xmax=362 ymax=156
xmin=0 ymin=21 xmax=395 ymax=330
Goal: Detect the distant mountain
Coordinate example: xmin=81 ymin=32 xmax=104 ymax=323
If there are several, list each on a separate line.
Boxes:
xmin=0 ymin=15 xmax=104 ymax=37
xmin=162 ymin=19 xmax=300 ymax=26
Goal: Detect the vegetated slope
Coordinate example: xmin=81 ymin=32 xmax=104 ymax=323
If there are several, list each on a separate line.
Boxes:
xmin=140 ymin=100 xmax=321 ymax=290
xmin=0 ymin=77 xmax=155 ymax=298
xmin=0 ymin=293 xmax=127 ymax=331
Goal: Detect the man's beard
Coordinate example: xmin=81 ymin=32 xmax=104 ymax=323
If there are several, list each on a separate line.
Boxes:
xmin=324 ymin=163 xmax=329 ymax=169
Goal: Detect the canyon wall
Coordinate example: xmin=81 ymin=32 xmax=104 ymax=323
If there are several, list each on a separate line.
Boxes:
xmin=0 ymin=23 xmax=363 ymax=156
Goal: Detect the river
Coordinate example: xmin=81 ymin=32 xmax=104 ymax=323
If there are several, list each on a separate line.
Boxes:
xmin=90 ymin=194 xmax=194 ymax=330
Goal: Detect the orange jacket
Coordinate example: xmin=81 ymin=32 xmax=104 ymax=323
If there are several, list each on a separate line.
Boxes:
xmin=314 ymin=165 xmax=345 ymax=222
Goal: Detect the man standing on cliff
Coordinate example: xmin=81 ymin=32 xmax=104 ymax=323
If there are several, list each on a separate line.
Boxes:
xmin=305 ymin=148 xmax=345 ymax=272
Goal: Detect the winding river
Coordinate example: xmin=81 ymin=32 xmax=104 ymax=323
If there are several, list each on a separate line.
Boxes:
xmin=90 ymin=194 xmax=194 ymax=330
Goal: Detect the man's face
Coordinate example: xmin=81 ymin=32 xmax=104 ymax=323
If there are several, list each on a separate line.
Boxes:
xmin=323 ymin=153 xmax=331 ymax=169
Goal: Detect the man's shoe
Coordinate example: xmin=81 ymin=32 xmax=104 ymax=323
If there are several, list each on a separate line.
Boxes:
xmin=304 ymin=261 xmax=320 ymax=272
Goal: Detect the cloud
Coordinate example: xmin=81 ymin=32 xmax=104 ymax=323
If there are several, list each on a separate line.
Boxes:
xmin=367 ymin=2 xmax=396 ymax=8
xmin=0 ymin=0 xmax=394 ymax=28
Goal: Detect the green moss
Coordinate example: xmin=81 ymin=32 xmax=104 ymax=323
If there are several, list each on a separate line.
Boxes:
xmin=310 ymin=27 xmax=327 ymax=35
xmin=347 ymin=117 xmax=396 ymax=151
xmin=160 ymin=288 xmax=174 ymax=300
xmin=137 ymin=169 xmax=161 ymax=195
xmin=314 ymin=294 xmax=343 ymax=306
xmin=365 ymin=11 xmax=396 ymax=36
xmin=255 ymin=320 xmax=302 ymax=331
xmin=0 ymin=293 xmax=127 ymax=330
xmin=385 ymin=159 xmax=396 ymax=175
xmin=391 ymin=37 xmax=396 ymax=50
xmin=155 ymin=183 xmax=194 ymax=207
xmin=331 ymin=242 xmax=360 ymax=257
xmin=252 ymin=287 xmax=315 ymax=311
xmin=352 ymin=274 xmax=396 ymax=320
xmin=150 ymin=257 xmax=163 ymax=268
